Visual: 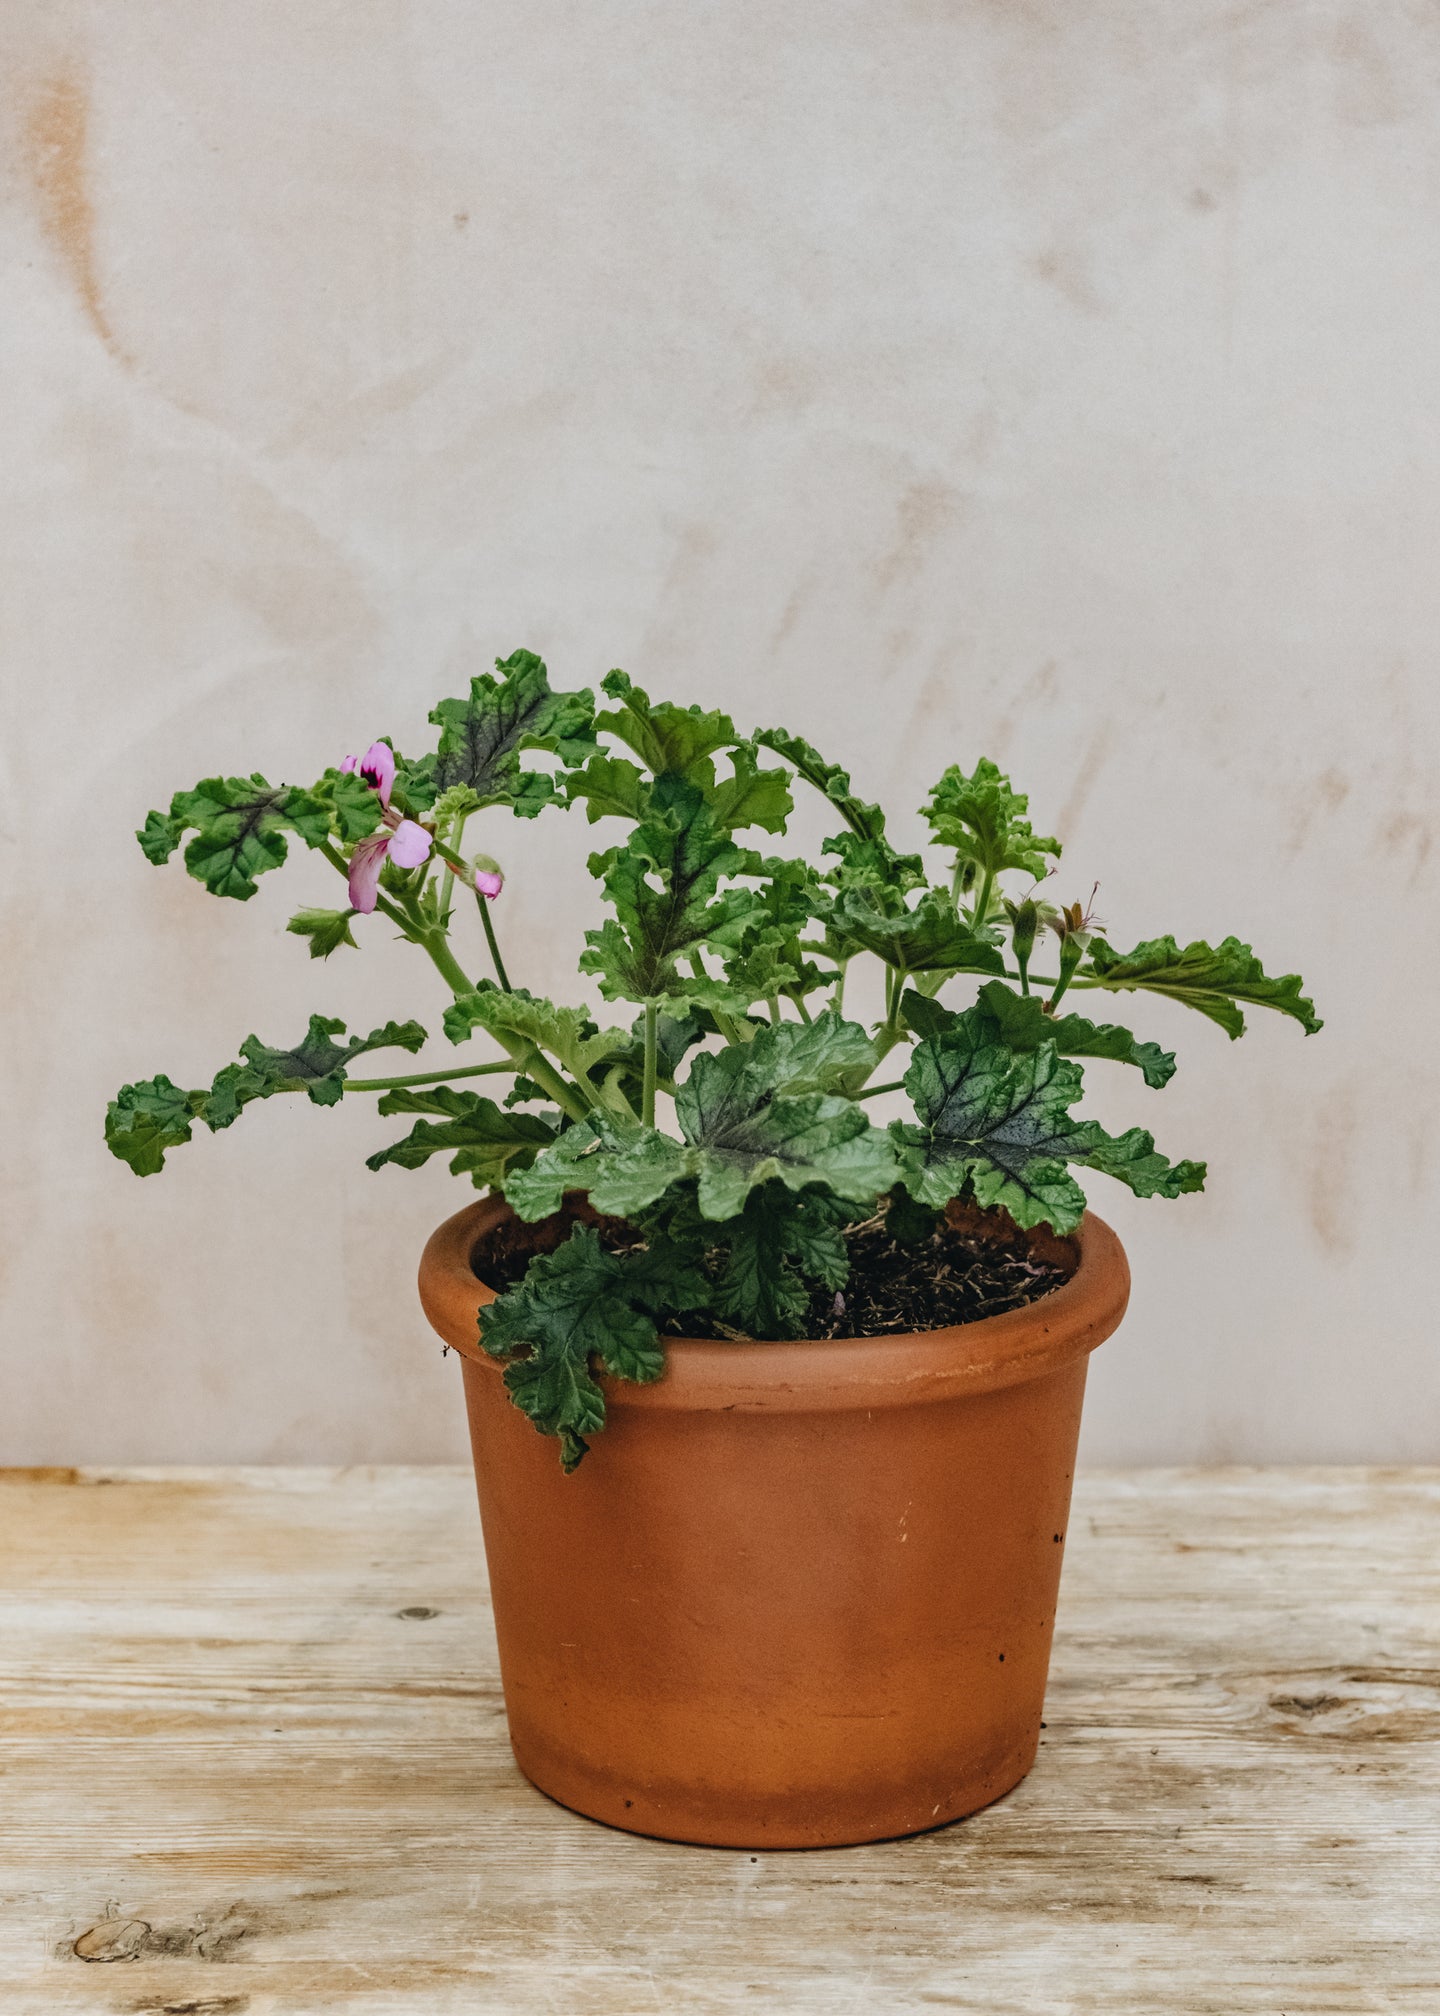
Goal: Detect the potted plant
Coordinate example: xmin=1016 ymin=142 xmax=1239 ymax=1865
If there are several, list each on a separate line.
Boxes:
xmin=108 ymin=650 xmax=1319 ymax=1848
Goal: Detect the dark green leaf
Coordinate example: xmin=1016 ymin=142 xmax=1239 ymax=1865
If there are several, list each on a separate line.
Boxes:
xmin=204 ymin=1015 xmax=428 ymax=1129
xmin=896 ymin=1015 xmax=1202 ymax=1233
xmin=366 ymin=1088 xmax=557 ymax=1188
xmin=1081 ymin=936 xmax=1322 ymax=1038
xmin=903 ymin=982 xmax=1177 ymax=1088
xmin=423 ymin=649 xmax=596 ymax=814
xmin=922 ymin=757 xmax=1060 ymax=881
xmin=287 ymin=908 xmax=360 ymax=959
xmin=579 ymin=776 xmax=761 ymax=1009
xmin=478 ymin=1224 xmax=706 ymax=1469
xmin=104 ymin=1075 xmax=203 ymax=1176
xmin=150 ymin=775 xmax=332 ymax=901
xmin=753 ymin=726 xmax=886 ymax=841
xmin=711 ymin=1186 xmax=853 ymax=1339
xmin=824 ymin=889 xmax=1007 ymax=975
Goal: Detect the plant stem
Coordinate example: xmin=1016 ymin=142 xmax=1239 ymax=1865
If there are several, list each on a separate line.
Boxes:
xmin=855 ymin=1078 xmax=907 ymax=1100
xmin=438 ymin=812 xmax=469 ymax=926
xmin=788 ymin=990 xmax=813 ymax=1023
xmin=970 ymin=868 xmax=994 ymax=937
xmin=642 ymin=1000 xmax=658 ymax=1127
xmin=345 ymin=1061 xmax=516 ymax=1093
xmin=476 ymin=894 xmax=512 ymax=991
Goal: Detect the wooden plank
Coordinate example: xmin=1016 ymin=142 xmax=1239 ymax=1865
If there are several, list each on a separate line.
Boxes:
xmin=0 ymin=1465 xmax=1436 ymax=2014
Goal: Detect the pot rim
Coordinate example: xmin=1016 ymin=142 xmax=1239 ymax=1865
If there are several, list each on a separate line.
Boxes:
xmin=418 ymin=1197 xmax=1129 ymax=1412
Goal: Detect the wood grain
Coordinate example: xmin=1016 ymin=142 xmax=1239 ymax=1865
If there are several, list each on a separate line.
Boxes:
xmin=1 ymin=1466 xmax=1436 ymax=2014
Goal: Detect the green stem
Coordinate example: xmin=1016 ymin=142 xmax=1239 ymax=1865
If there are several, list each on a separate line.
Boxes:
xmin=788 ymin=990 xmax=813 ymax=1023
xmin=855 ymin=1078 xmax=907 ymax=1100
xmin=345 ymin=1061 xmax=516 ymax=1093
xmin=970 ymin=868 xmax=994 ymax=937
xmin=438 ymin=812 xmax=469 ymax=926
xmin=766 ymin=995 xmax=781 ymax=1026
xmin=476 ymin=893 xmax=512 ymax=991
xmin=642 ymin=1000 xmax=658 ymax=1128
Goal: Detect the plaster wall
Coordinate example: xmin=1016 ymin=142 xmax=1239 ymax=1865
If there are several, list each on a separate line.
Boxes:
xmin=2 ymin=0 xmax=1435 ymax=1463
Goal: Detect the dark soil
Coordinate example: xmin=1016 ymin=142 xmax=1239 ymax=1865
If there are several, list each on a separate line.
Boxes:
xmin=474 ymin=1198 xmax=1075 ymax=1341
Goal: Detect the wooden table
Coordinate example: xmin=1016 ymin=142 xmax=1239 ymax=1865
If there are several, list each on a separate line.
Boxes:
xmin=1 ymin=1467 xmax=1435 ymax=2013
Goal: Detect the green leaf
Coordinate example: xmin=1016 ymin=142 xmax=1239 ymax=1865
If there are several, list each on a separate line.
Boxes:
xmin=896 ymin=1015 xmax=1203 ymax=1233
xmin=505 ymin=1015 xmax=893 ymax=1225
xmin=903 ymin=982 xmax=1177 ymax=1089
xmin=597 ymin=669 xmax=737 ymax=781
xmin=753 ymin=726 xmax=886 ymax=841
xmin=424 ymin=649 xmax=596 ymax=814
xmin=504 ymin=1118 xmax=693 ymax=1223
xmin=565 ymin=752 xmax=651 ymax=824
xmin=674 ymin=1020 xmax=898 ymax=1217
xmin=204 ymin=1015 xmax=428 ymax=1127
xmin=579 ymin=776 xmax=761 ymax=1009
xmin=311 ymin=766 xmax=386 ymax=843
xmin=821 ymin=831 xmax=927 ymax=897
xmin=824 ymin=889 xmax=1007 ymax=975
xmin=478 ymin=1224 xmax=706 ymax=1470
xmin=104 ymin=1075 xmax=203 ymax=1176
xmin=147 ymin=775 xmax=332 ymax=901
xmin=444 ymin=982 xmax=631 ymax=1083
xmin=366 ymin=1088 xmax=557 ymax=1188
xmin=704 ymin=743 xmax=793 ymax=834
xmin=287 ymin=908 xmax=360 ymax=960
xmin=711 ymin=1186 xmax=853 ymax=1339
xmin=136 ymin=810 xmax=184 ymax=865
xmin=922 ymin=757 xmax=1061 ymax=882
xmin=1080 ymin=936 xmax=1322 ymax=1039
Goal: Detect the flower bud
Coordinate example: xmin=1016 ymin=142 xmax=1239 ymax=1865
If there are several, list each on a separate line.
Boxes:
xmin=471 ymin=852 xmax=504 ymax=901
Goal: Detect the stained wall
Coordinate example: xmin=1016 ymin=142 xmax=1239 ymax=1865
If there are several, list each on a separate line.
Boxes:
xmin=2 ymin=1 xmax=1436 ymax=1462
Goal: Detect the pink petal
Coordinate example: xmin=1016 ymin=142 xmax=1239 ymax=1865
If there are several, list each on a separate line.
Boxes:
xmin=347 ymin=832 xmax=390 ymax=913
xmin=386 ymin=818 xmax=433 ymax=870
xmin=360 ymin=740 xmax=397 ymax=808
xmin=475 ymin=868 xmax=504 ymax=899
xmin=340 ymin=753 xmax=358 ymax=774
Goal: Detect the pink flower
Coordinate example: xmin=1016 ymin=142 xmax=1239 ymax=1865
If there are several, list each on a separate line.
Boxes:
xmin=347 ymin=820 xmax=432 ymax=913
xmin=475 ymin=868 xmax=504 ymax=900
xmin=340 ymin=741 xmax=397 ymax=809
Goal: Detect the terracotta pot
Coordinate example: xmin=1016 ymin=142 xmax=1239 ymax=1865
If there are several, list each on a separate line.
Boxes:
xmin=419 ymin=1197 xmax=1129 ymax=1850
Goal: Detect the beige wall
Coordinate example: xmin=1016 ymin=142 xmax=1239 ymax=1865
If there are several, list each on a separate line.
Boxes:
xmin=3 ymin=1 xmax=1436 ymax=1465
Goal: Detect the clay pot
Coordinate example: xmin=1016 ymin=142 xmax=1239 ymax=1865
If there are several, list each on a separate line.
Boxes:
xmin=418 ymin=1197 xmax=1129 ymax=1850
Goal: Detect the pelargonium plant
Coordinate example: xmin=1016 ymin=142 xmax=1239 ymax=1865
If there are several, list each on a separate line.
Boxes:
xmin=108 ymin=650 xmax=1320 ymax=1468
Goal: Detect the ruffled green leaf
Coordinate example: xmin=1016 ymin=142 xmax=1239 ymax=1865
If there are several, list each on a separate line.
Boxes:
xmin=903 ymin=982 xmax=1177 ymax=1088
xmin=565 ymin=752 xmax=651 ymax=824
xmin=444 ymin=982 xmax=631 ymax=1083
xmin=579 ymin=776 xmax=761 ymax=1009
xmin=922 ymin=757 xmax=1060 ymax=882
xmin=711 ymin=1185 xmax=853 ymax=1338
xmin=104 ymin=1075 xmax=204 ymax=1176
xmin=824 ymin=888 xmax=1007 ymax=976
xmin=205 ymin=1015 xmax=428 ymax=1124
xmin=478 ymin=1223 xmax=707 ymax=1469
xmin=753 ymin=726 xmax=886 ymax=841
xmin=705 ymin=743 xmax=793 ymax=834
xmin=366 ymin=1088 xmax=558 ymax=1188
xmin=895 ymin=1013 xmax=1203 ymax=1233
xmin=106 ymin=1017 xmax=427 ymax=1172
xmin=505 ymin=1015 xmax=893 ymax=1224
xmin=596 ymin=669 xmax=737 ymax=781
xmin=419 ymin=649 xmax=596 ymax=816
xmin=140 ymin=774 xmax=332 ymax=901
xmin=1080 ymin=936 xmax=1322 ymax=1039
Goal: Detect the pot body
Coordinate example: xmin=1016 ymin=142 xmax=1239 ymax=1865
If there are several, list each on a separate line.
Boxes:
xmin=420 ymin=1200 xmax=1128 ymax=1849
